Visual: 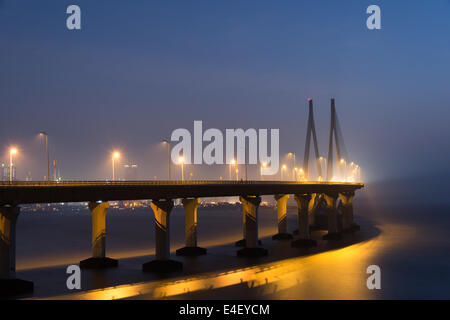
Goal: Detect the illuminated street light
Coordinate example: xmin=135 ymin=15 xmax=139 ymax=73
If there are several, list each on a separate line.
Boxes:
xmin=281 ymin=164 xmax=287 ymax=180
xmin=9 ymin=148 xmax=17 ymax=182
xmin=299 ymin=167 xmax=305 ymax=181
xmin=229 ymin=159 xmax=236 ymax=181
xmin=162 ymin=140 xmax=171 ymax=180
xmin=112 ymin=152 xmax=120 ymax=181
xmin=235 ymin=168 xmax=239 ymax=181
xmin=179 ymin=156 xmax=184 ymax=181
xmin=260 ymin=162 xmax=267 ymax=180
xmin=39 ymin=132 xmax=50 ymax=182
xmin=288 ymin=152 xmax=296 ymax=181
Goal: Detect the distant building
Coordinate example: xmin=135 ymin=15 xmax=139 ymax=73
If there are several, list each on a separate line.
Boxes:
xmin=123 ymin=164 xmax=138 ymax=180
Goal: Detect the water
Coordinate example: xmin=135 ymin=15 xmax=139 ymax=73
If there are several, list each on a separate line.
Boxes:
xmin=14 ymin=200 xmax=450 ymax=299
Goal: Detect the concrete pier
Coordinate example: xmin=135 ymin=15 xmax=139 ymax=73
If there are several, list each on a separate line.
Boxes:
xmin=237 ymin=196 xmax=267 ymax=258
xmin=291 ymin=194 xmax=317 ymax=247
xmin=339 ymin=191 xmax=360 ymax=232
xmin=80 ymin=201 xmax=118 ymax=269
xmin=309 ymin=193 xmax=321 ymax=230
xmin=272 ymin=194 xmax=293 ymax=240
xmin=143 ymin=199 xmax=182 ymax=272
xmin=0 ymin=206 xmax=33 ymax=296
xmin=323 ymin=192 xmax=342 ymax=240
xmin=176 ymin=198 xmax=207 ymax=256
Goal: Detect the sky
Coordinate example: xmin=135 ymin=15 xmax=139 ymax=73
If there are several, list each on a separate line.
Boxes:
xmin=1 ymin=0 xmax=450 ymax=186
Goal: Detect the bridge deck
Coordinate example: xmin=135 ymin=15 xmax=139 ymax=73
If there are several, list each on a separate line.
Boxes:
xmin=0 ymin=181 xmax=363 ymax=205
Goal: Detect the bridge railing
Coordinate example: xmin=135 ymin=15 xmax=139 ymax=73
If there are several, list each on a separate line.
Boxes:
xmin=0 ymin=180 xmax=363 ymax=187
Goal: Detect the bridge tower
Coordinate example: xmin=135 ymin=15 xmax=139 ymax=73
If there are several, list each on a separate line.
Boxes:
xmin=303 ymin=98 xmax=322 ymax=180
xmin=326 ymin=98 xmax=348 ymax=181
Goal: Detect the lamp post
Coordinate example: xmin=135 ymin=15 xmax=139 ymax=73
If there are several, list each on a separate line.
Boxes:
xmin=229 ymin=159 xmax=236 ymax=180
xmin=112 ymin=152 xmax=120 ymax=181
xmin=179 ymin=156 xmax=184 ymax=181
xmin=39 ymin=132 xmax=49 ymax=181
xmin=260 ymin=162 xmax=267 ymax=180
xmin=281 ymin=164 xmax=286 ymax=180
xmin=9 ymin=148 xmax=17 ymax=182
xmin=340 ymin=158 xmax=347 ymax=181
xmin=319 ymin=157 xmax=326 ymax=181
xmin=299 ymin=168 xmax=305 ymax=181
xmin=288 ymin=152 xmax=296 ymax=181
xmin=163 ymin=140 xmax=171 ymax=180
xmin=235 ymin=168 xmax=239 ymax=181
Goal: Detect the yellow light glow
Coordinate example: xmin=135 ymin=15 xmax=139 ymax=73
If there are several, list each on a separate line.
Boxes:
xmin=10 ymin=148 xmax=17 ymax=155
xmin=178 ymin=156 xmax=184 ymax=164
xmin=282 ymin=165 xmax=286 ymax=169
xmin=231 ymin=159 xmax=236 ymax=165
xmin=113 ymin=152 xmax=120 ymax=158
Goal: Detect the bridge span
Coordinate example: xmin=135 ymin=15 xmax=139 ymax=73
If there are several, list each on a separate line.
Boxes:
xmin=0 ymin=180 xmax=363 ymax=296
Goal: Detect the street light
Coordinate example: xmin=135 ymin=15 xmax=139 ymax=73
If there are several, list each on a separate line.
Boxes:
xmin=229 ymin=159 xmax=236 ymax=180
xmin=112 ymin=152 xmax=120 ymax=181
xmin=299 ymin=167 xmax=304 ymax=181
xmin=281 ymin=164 xmax=286 ymax=180
xmin=179 ymin=156 xmax=184 ymax=181
xmin=163 ymin=140 xmax=171 ymax=180
xmin=235 ymin=168 xmax=239 ymax=181
xmin=39 ymin=132 xmax=50 ymax=181
xmin=9 ymin=148 xmax=17 ymax=182
xmin=260 ymin=162 xmax=267 ymax=180
xmin=288 ymin=152 xmax=296 ymax=181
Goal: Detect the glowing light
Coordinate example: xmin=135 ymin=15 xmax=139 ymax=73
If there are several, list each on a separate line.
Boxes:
xmin=113 ymin=152 xmax=120 ymax=158
xmin=282 ymin=165 xmax=286 ymax=169
xmin=230 ymin=159 xmax=236 ymax=165
xmin=178 ymin=156 xmax=184 ymax=164
xmin=10 ymin=148 xmax=17 ymax=155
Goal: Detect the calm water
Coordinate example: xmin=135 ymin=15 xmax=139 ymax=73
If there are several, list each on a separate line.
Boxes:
xmin=14 ymin=199 xmax=450 ymax=299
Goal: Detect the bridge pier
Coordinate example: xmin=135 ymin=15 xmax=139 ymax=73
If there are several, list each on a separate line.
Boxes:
xmin=176 ymin=198 xmax=207 ymax=256
xmin=272 ymin=194 xmax=293 ymax=240
xmin=237 ymin=196 xmax=267 ymax=258
xmin=143 ymin=199 xmax=182 ymax=272
xmin=339 ymin=191 xmax=360 ymax=233
xmin=309 ymin=193 xmax=321 ymax=230
xmin=323 ymin=192 xmax=342 ymax=240
xmin=80 ymin=201 xmax=118 ymax=269
xmin=0 ymin=206 xmax=33 ymax=296
xmin=291 ymin=194 xmax=317 ymax=248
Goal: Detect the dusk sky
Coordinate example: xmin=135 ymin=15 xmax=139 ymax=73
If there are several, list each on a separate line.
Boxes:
xmin=1 ymin=1 xmax=449 ymax=185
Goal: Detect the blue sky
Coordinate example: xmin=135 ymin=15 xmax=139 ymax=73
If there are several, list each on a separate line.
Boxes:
xmin=0 ymin=1 xmax=449 ymax=182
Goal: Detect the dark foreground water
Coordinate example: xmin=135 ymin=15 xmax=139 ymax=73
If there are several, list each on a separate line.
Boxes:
xmin=13 ymin=199 xmax=450 ymax=299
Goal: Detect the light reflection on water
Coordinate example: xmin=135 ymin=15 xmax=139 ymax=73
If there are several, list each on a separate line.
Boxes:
xmin=47 ymin=223 xmax=415 ymax=300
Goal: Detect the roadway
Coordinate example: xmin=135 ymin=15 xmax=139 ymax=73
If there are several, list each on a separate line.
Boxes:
xmin=0 ymin=180 xmax=363 ymax=205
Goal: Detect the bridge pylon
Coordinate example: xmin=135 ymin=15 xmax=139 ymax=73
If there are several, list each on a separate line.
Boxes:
xmin=303 ymin=98 xmax=323 ymax=181
xmin=326 ymin=98 xmax=348 ymax=181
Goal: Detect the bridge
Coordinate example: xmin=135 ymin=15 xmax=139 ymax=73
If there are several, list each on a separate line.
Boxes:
xmin=0 ymin=98 xmax=364 ymax=296
xmin=0 ymin=180 xmax=362 ymax=296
